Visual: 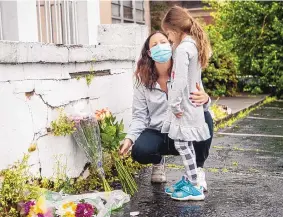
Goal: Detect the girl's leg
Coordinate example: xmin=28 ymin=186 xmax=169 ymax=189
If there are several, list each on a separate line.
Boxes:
xmin=167 ymin=111 xmax=214 ymax=167
xmin=174 ymin=140 xmax=197 ymax=186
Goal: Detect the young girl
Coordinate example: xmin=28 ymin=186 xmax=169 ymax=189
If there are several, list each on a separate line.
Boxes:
xmin=161 ymin=6 xmax=211 ymax=201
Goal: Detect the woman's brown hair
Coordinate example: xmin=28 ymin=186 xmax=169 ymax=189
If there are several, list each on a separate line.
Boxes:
xmin=162 ymin=6 xmax=211 ymax=69
xmin=135 ymin=31 xmax=172 ymax=90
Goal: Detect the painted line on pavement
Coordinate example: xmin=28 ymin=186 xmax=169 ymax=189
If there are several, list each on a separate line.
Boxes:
xmin=216 ymin=132 xmax=283 ymax=138
xmin=247 ymin=116 xmax=283 ymax=121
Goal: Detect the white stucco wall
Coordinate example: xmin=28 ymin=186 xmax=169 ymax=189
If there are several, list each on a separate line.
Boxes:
xmin=0 ymin=24 xmax=148 ymax=178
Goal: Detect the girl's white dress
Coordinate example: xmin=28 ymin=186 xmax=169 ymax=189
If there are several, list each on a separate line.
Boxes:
xmin=161 ymin=36 xmax=211 ymax=141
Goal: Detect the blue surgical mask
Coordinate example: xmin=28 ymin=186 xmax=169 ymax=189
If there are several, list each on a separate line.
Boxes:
xmin=150 ymin=43 xmax=172 ymax=63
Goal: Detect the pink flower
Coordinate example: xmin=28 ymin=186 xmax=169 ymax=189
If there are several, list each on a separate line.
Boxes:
xmin=75 ymin=203 xmax=95 ymax=217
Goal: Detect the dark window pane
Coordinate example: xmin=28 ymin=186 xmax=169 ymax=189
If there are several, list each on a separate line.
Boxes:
xmin=123 ymin=1 xmax=132 ymax=7
xmin=123 ymin=6 xmax=133 ymax=19
xmin=111 ymin=4 xmax=120 ymax=17
xmin=112 ymin=0 xmax=120 ymax=5
xmin=136 ymin=9 xmax=144 ymax=21
xmin=124 ymin=20 xmax=134 ymax=23
xmin=112 ymin=18 xmax=121 ymax=23
xmin=135 ymin=1 xmax=144 ymax=10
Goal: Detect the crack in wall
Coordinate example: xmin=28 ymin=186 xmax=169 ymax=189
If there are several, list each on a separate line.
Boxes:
xmin=35 ymin=93 xmax=99 ymax=109
xmin=12 ymin=89 xmax=100 ymax=177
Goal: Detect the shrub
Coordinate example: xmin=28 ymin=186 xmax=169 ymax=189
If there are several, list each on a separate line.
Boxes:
xmin=208 ymin=1 xmax=283 ymax=97
xmin=0 ymin=155 xmax=42 ymax=217
xmin=203 ymin=24 xmax=238 ymax=96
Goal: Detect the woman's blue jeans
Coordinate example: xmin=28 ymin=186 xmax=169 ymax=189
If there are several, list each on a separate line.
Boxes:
xmin=131 ymin=111 xmax=213 ymax=168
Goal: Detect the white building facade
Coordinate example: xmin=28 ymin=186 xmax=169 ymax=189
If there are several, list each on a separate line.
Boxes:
xmin=0 ymin=0 xmax=148 ymax=177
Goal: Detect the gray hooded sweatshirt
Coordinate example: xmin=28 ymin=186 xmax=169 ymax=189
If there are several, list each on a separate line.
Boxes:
xmin=125 ymin=79 xmax=211 ymax=144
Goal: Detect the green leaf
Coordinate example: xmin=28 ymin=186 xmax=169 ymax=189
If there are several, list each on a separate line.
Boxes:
xmin=101 ymin=133 xmax=113 ymax=143
xmin=104 ymin=126 xmax=116 ymax=136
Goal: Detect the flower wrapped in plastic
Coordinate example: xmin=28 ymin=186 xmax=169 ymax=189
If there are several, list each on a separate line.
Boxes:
xmin=19 ymin=196 xmax=54 ymax=217
xmin=72 ymin=116 xmax=111 ymax=192
xmin=95 ymin=108 xmax=138 ymax=195
xmin=56 ymin=200 xmax=97 ymax=217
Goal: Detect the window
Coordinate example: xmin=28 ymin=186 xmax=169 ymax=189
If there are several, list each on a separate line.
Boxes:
xmin=111 ymin=0 xmax=145 ymax=24
xmin=111 ymin=1 xmax=121 ymax=23
xmin=36 ymin=0 xmax=78 ymax=44
xmin=0 ymin=6 xmax=3 ymax=40
xmin=135 ymin=1 xmax=145 ymax=24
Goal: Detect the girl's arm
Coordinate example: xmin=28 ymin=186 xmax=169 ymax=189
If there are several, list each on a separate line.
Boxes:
xmin=170 ymin=47 xmax=190 ymax=115
xmin=125 ymin=84 xmax=149 ymax=144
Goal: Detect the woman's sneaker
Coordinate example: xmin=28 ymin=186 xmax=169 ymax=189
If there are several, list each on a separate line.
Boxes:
xmin=165 ymin=176 xmax=188 ymax=195
xmin=197 ymin=167 xmax=207 ymax=192
xmin=151 ymin=158 xmax=166 ymax=183
xmin=171 ymin=183 xmax=205 ymax=201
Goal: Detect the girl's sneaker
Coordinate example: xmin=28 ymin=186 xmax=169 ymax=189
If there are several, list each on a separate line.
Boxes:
xmin=165 ymin=176 xmax=188 ymax=195
xmin=171 ymin=183 xmax=205 ymax=201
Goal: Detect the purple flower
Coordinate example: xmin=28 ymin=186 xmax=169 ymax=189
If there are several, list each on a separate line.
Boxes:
xmin=75 ymin=203 xmax=95 ymax=217
xmin=37 ymin=214 xmax=44 ymax=217
xmin=24 ymin=201 xmax=35 ymax=215
xmin=97 ymin=161 xmax=102 ymax=168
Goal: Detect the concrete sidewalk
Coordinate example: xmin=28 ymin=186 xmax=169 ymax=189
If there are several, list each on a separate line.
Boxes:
xmin=212 ymin=94 xmax=268 ymax=114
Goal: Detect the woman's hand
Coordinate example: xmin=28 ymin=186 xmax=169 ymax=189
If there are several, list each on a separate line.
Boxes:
xmin=174 ymin=112 xmax=183 ymax=118
xmin=119 ymin=138 xmax=133 ymax=156
xmin=190 ymin=83 xmax=209 ymax=106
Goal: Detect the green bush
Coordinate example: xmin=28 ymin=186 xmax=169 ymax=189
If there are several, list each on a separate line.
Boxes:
xmin=50 ymin=108 xmax=75 ymax=136
xmin=208 ymin=1 xmax=283 ymax=97
xmin=203 ymin=25 xmax=238 ymax=96
xmin=0 ymin=155 xmax=43 ymax=217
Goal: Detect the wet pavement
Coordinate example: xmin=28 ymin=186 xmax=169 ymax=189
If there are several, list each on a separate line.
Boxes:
xmin=112 ymin=100 xmax=283 ymax=217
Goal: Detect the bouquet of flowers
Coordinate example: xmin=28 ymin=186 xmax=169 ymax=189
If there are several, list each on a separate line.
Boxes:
xmin=56 ymin=201 xmax=97 ymax=217
xmin=95 ymin=109 xmax=138 ymax=195
xmin=72 ymin=116 xmax=111 ymax=192
xmin=19 ymin=196 xmax=54 ymax=217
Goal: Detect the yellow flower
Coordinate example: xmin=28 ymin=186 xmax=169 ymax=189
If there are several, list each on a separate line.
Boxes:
xmin=63 ymin=201 xmax=75 ymax=209
xmin=28 ymin=206 xmax=37 ymax=217
xmin=60 ymin=201 xmax=77 ymax=217
xmin=63 ymin=211 xmax=75 ymax=217
xmin=28 ymin=143 xmax=37 ymax=153
xmin=34 ymin=196 xmax=47 ymax=214
xmin=95 ymin=108 xmax=112 ymax=121
xmin=105 ymin=109 xmax=112 ymax=118
xmin=71 ymin=203 xmax=77 ymax=211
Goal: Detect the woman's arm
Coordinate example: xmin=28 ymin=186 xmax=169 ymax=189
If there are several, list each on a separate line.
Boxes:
xmin=190 ymin=82 xmax=211 ymax=111
xmin=125 ymin=84 xmax=149 ymax=144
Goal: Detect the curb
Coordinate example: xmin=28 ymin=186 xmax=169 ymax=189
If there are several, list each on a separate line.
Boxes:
xmin=214 ymin=95 xmax=270 ymax=126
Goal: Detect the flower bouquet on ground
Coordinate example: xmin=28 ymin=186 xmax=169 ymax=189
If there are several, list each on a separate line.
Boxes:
xmin=95 ymin=109 xmax=138 ymax=196
xmin=18 ymin=195 xmax=54 ymax=217
xmin=56 ymin=200 xmax=97 ymax=217
xmin=45 ymin=190 xmax=129 ymax=217
xmin=72 ymin=116 xmax=111 ymax=192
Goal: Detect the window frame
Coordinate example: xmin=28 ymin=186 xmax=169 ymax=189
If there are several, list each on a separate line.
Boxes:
xmin=111 ymin=0 xmax=145 ymax=24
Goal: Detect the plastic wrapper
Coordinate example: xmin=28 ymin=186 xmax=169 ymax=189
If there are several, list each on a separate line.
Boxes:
xmin=72 ymin=115 xmax=111 ymax=191
xmin=45 ymin=190 xmax=130 ymax=217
